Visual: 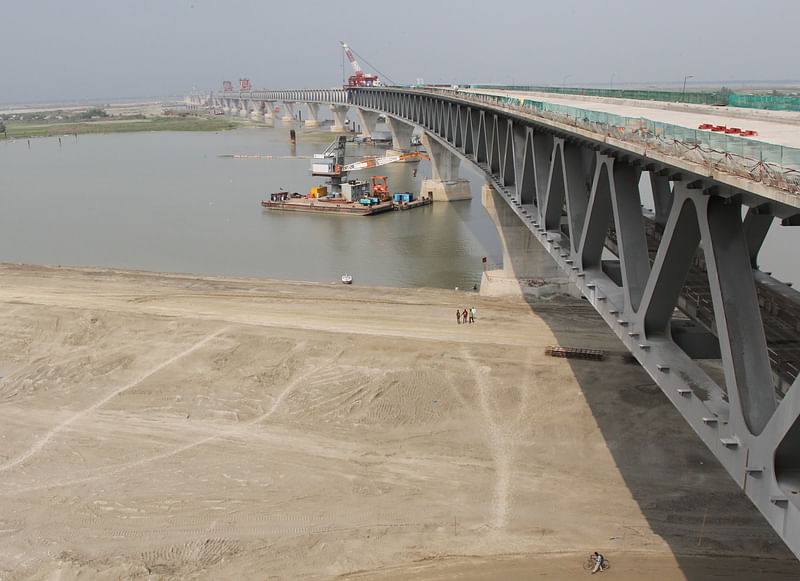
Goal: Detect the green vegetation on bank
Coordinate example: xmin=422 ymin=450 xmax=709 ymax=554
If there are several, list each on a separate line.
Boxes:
xmin=1 ymin=109 xmax=244 ymax=139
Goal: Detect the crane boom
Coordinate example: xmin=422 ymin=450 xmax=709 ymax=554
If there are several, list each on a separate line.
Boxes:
xmin=339 ymin=41 xmax=380 ymax=87
xmin=339 ymin=151 xmax=429 ymax=172
xmin=339 ymin=41 xmax=362 ymax=73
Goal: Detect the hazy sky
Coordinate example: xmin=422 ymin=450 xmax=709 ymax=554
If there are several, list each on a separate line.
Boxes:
xmin=2 ymin=0 xmax=798 ymax=104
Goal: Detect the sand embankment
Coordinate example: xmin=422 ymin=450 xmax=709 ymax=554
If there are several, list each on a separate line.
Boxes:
xmin=0 ymin=264 xmax=795 ymax=580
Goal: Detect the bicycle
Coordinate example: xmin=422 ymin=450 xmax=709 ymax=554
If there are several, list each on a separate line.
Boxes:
xmin=583 ymin=555 xmax=610 ymax=572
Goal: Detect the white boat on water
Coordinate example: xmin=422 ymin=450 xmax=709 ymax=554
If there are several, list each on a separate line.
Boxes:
xmin=341 ymin=274 xmax=353 ymax=284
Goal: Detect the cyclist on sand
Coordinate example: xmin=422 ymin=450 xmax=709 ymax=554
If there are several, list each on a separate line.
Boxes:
xmin=591 ymin=551 xmax=605 ymax=574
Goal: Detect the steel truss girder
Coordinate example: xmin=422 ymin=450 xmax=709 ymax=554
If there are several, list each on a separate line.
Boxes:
xmin=345 ymin=87 xmax=800 ymax=560
xmin=226 ymin=86 xmax=800 ymax=558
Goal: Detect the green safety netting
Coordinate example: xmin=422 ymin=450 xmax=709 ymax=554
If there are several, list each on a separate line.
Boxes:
xmin=470 ymin=85 xmax=729 ymax=106
xmin=729 ymin=94 xmax=800 ymax=112
xmin=467 ymin=85 xmax=800 ymax=112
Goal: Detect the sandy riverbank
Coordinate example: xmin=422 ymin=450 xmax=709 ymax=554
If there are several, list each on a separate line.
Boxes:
xmin=0 ymin=264 xmax=796 ymax=580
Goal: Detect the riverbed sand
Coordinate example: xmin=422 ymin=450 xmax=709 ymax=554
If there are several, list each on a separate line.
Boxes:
xmin=0 ymin=264 xmax=796 ymax=580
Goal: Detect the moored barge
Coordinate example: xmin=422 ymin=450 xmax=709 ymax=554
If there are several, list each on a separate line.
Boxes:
xmin=261 ymin=196 xmax=395 ymax=215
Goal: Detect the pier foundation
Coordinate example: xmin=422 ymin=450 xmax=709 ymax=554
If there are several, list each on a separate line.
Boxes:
xmin=250 ymin=101 xmax=262 ymax=121
xmin=419 ymin=133 xmax=471 ymax=201
xmin=330 ymin=105 xmax=350 ymax=132
xmin=480 ymin=184 xmax=576 ymax=298
xmin=304 ymin=103 xmax=321 ymax=128
xmin=281 ymin=101 xmax=296 ymax=125
xmin=419 ymin=178 xmax=471 ymax=202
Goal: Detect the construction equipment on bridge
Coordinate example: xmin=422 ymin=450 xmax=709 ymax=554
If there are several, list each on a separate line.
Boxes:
xmin=239 ymin=78 xmax=251 ymax=91
xmin=222 ymin=80 xmax=233 ymax=92
xmin=340 ymin=41 xmax=381 ymax=87
xmin=544 ymin=346 xmax=606 ymax=361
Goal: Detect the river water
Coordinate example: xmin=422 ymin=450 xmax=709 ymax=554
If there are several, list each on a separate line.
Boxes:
xmin=2 ymin=126 xmax=797 ymax=289
xmin=0 ymin=128 xmax=503 ymax=289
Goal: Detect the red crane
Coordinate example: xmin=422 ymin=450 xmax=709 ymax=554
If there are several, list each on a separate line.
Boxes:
xmin=340 ymin=42 xmax=380 ymax=87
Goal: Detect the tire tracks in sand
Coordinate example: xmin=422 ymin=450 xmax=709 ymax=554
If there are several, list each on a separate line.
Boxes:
xmin=0 ymin=328 xmax=229 ymax=474
xmin=448 ymin=348 xmax=534 ymax=532
xmin=2 ymin=340 xmax=343 ymax=494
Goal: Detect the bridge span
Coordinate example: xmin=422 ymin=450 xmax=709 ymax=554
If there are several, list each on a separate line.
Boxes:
xmin=199 ymin=86 xmax=800 ymax=559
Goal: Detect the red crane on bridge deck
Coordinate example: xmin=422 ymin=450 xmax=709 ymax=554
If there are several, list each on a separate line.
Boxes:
xmin=340 ymin=42 xmax=381 ymax=87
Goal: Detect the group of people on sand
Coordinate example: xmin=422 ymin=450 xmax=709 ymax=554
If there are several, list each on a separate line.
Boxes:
xmin=456 ymin=307 xmax=476 ymax=324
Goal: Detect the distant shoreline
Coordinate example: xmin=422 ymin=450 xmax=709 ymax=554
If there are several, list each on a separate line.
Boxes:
xmin=0 ymin=97 xmax=182 ymax=115
xmin=1 ymin=99 xmax=246 ymax=138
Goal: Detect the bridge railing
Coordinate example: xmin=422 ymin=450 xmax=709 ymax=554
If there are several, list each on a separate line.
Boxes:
xmin=426 ymin=88 xmax=800 ymax=196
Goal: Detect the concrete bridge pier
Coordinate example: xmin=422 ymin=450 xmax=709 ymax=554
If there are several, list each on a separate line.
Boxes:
xmin=249 ymin=100 xmax=262 ymax=121
xmin=419 ymin=133 xmax=471 ymax=202
xmin=385 ymin=117 xmax=415 ymax=156
xmin=480 ymin=183 xmax=575 ymax=298
xmin=281 ymin=102 xmax=296 ymax=125
xmin=238 ymin=101 xmax=249 ymax=118
xmin=256 ymin=101 xmax=272 ymax=126
xmin=264 ymin=102 xmax=279 ymax=125
xmin=304 ymin=103 xmax=321 ymax=128
xmin=262 ymin=109 xmax=274 ymax=127
xmin=330 ymin=105 xmax=350 ymax=132
xmin=355 ymin=109 xmax=379 ymax=138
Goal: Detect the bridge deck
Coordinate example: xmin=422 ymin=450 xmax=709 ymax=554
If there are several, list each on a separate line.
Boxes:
xmin=462 ymin=88 xmax=800 ymax=148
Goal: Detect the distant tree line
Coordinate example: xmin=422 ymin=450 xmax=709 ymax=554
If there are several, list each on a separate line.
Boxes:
xmin=78 ymin=107 xmax=108 ymax=119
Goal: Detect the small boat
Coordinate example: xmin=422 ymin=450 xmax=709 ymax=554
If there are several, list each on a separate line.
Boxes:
xmin=341 ymin=274 xmax=353 ymax=284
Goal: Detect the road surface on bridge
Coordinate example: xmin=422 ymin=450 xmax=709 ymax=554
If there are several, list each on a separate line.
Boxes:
xmin=462 ymin=88 xmax=800 ymax=148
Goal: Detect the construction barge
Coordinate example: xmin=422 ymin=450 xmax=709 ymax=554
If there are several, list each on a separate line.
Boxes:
xmin=261 ymin=192 xmax=432 ymax=215
xmin=261 ymin=136 xmax=432 ymax=216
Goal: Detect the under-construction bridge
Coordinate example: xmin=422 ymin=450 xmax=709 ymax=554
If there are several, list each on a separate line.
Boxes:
xmin=205 ymin=85 xmax=800 ymax=559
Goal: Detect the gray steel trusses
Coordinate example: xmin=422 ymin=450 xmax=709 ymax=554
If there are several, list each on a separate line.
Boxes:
xmin=225 ymin=86 xmax=800 ymax=559
xmin=355 ymin=87 xmax=800 ymax=560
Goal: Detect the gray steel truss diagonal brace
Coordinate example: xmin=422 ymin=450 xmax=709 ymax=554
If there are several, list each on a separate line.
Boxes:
xmin=700 ymin=194 xmax=777 ymax=436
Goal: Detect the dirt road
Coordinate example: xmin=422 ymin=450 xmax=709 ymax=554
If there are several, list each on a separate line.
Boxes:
xmin=0 ymin=264 xmax=795 ymax=580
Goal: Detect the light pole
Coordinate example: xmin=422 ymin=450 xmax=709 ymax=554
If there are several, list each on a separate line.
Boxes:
xmin=682 ymin=74 xmax=694 ymax=96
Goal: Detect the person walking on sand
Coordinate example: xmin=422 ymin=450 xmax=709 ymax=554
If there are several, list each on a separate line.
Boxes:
xmin=456 ymin=309 xmax=461 ymax=324
xmin=462 ymin=309 xmax=468 ymax=325
xmin=468 ymin=308 xmax=474 ymax=324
